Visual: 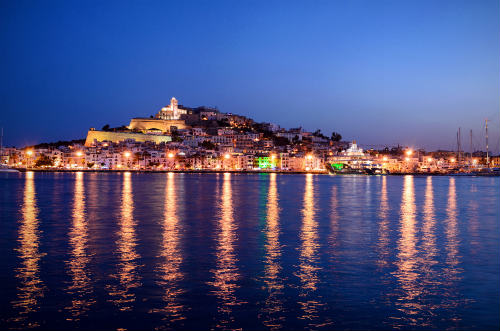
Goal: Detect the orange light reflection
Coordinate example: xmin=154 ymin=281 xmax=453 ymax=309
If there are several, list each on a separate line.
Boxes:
xmin=65 ymin=172 xmax=94 ymax=319
xmin=107 ymin=172 xmax=141 ymax=311
xmin=12 ymin=172 xmax=45 ymax=327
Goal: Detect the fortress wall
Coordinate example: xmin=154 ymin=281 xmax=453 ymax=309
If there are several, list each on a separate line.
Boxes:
xmin=85 ymin=130 xmax=172 ymax=146
xmin=129 ymin=118 xmax=190 ymax=132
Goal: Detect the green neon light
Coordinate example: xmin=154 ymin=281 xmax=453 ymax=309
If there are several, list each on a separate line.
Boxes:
xmin=331 ymin=163 xmax=344 ymax=170
xmin=256 ymin=157 xmax=277 ymax=169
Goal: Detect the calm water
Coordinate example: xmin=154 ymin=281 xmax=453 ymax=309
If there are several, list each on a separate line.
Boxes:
xmin=0 ymin=172 xmax=499 ymax=330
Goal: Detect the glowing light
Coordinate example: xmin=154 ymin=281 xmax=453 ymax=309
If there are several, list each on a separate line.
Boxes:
xmin=26 ymin=150 xmax=33 ymax=156
xmin=117 ymin=164 xmax=122 ymax=168
xmin=224 ymin=153 xmax=231 ymax=159
xmin=306 ymin=155 xmax=313 ymax=160
xmin=427 ymin=157 xmax=432 ymax=162
xmin=271 ymin=154 xmax=276 ymax=160
xmin=405 ymin=149 xmax=413 ymax=156
xmin=124 ymin=152 xmax=131 ymax=158
xmin=76 ymin=151 xmax=83 ymax=157
xmin=450 ymin=158 xmax=456 ymax=163
xmin=168 ymin=153 xmax=174 ymax=158
xmin=473 ymin=159 xmax=478 ymax=164
xmin=405 ymin=157 xmax=410 ymax=162
xmin=305 ymin=167 xmax=311 ymax=171
xmin=103 ymin=143 xmax=108 ymax=147
xmin=383 ymin=156 xmax=388 ymax=162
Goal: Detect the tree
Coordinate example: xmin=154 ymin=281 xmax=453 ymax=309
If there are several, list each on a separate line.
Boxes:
xmin=34 ymin=154 xmax=53 ymax=167
xmin=331 ymin=132 xmax=342 ymax=142
xmin=217 ymin=118 xmax=230 ymax=127
xmin=200 ymin=140 xmax=216 ymax=150
xmin=313 ymin=129 xmax=328 ymax=140
xmin=273 ymin=135 xmax=290 ymax=146
xmin=102 ymin=124 xmax=110 ymax=131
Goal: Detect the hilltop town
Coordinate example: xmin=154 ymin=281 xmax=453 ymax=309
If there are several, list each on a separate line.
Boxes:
xmin=2 ymin=97 xmax=498 ymax=174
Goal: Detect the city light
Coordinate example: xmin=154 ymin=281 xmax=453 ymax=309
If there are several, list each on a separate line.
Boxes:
xmin=224 ymin=153 xmax=231 ymax=159
xmin=168 ymin=153 xmax=174 ymax=158
xmin=405 ymin=149 xmax=413 ymax=156
xmin=26 ymin=150 xmax=33 ymax=156
xmin=450 ymin=158 xmax=456 ymax=163
xmin=124 ymin=152 xmax=131 ymax=158
xmin=305 ymin=167 xmax=311 ymax=171
xmin=427 ymin=157 xmax=432 ymax=162
xmin=306 ymin=154 xmax=313 ymax=160
xmin=76 ymin=151 xmax=83 ymax=157
xmin=473 ymin=159 xmax=478 ymax=164
xmin=270 ymin=154 xmax=276 ymax=160
xmin=383 ymin=156 xmax=388 ymax=161
xmin=405 ymin=157 xmax=410 ymax=162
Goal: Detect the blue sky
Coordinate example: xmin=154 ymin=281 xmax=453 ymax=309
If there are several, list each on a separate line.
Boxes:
xmin=1 ymin=0 xmax=498 ymax=152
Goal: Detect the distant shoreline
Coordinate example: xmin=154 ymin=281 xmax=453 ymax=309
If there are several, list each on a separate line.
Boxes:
xmin=10 ymin=168 xmax=500 ymax=176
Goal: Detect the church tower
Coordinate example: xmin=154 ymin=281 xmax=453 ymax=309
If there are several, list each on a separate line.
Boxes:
xmin=171 ymin=97 xmax=179 ymax=119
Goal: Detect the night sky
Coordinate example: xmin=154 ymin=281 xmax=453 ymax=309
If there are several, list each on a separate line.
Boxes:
xmin=1 ymin=0 xmax=499 ymax=152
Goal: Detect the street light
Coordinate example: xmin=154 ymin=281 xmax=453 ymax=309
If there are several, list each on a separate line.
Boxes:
xmin=405 ymin=149 xmax=413 ymax=156
xmin=306 ymin=154 xmax=313 ymax=160
xmin=224 ymin=153 xmax=231 ymax=159
xmin=124 ymin=151 xmax=131 ymax=158
xmin=76 ymin=151 xmax=83 ymax=157
xmin=26 ymin=150 xmax=33 ymax=168
xmin=382 ymin=156 xmax=388 ymax=162
xmin=168 ymin=153 xmax=174 ymax=158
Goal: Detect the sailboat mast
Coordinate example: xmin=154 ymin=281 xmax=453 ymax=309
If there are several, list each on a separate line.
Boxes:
xmin=470 ymin=129 xmax=473 ymax=161
xmin=458 ymin=127 xmax=462 ymax=164
xmin=0 ymin=127 xmax=3 ymax=164
xmin=485 ymin=119 xmax=489 ymax=167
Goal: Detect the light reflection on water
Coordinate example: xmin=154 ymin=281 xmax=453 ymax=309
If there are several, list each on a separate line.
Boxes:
xmin=259 ymin=173 xmax=285 ymax=330
xmin=296 ymin=174 xmax=330 ymax=328
xmin=2 ymin=173 xmax=498 ymax=330
xmin=422 ymin=176 xmax=437 ymax=267
xmin=208 ymin=173 xmax=242 ymax=329
xmin=376 ymin=176 xmax=390 ymax=269
xmin=65 ymin=172 xmax=94 ymax=319
xmin=151 ymin=172 xmax=185 ymax=323
xmin=106 ymin=172 xmax=142 ymax=311
xmin=11 ymin=172 xmax=45 ymax=328
xmin=394 ymin=175 xmax=421 ymax=322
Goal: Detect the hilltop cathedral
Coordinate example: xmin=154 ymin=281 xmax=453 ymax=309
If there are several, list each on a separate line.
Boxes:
xmin=128 ymin=97 xmax=191 ymax=132
xmin=85 ymin=97 xmax=191 ymax=146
